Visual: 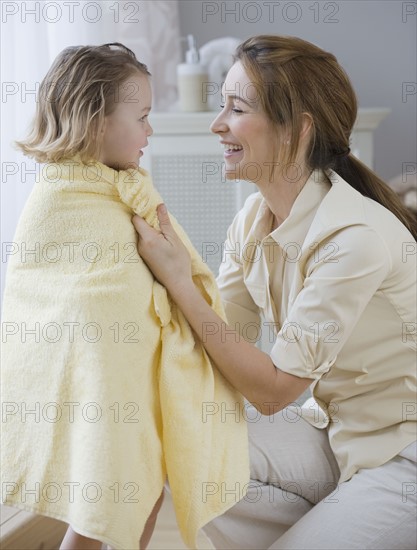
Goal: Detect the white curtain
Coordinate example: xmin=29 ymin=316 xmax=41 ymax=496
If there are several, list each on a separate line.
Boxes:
xmin=0 ymin=0 xmax=181 ymax=298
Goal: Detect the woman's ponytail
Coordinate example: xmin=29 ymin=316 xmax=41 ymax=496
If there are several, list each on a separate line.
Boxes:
xmin=335 ymin=154 xmax=417 ymax=240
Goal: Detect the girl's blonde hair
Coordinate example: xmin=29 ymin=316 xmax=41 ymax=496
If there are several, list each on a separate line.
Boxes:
xmin=235 ymin=35 xmax=417 ymax=240
xmin=16 ymin=43 xmax=151 ymax=163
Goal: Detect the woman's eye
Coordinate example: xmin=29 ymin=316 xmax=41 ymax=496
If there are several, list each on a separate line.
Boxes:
xmin=219 ymin=104 xmax=243 ymax=114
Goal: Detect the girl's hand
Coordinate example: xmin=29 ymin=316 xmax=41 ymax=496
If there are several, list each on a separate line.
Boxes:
xmin=132 ymin=204 xmax=193 ymax=296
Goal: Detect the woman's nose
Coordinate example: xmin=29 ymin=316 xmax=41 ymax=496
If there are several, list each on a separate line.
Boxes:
xmin=210 ymin=111 xmax=228 ymax=135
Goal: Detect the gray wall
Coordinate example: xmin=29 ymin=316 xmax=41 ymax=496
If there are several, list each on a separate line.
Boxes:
xmin=178 ymin=0 xmax=417 ymax=182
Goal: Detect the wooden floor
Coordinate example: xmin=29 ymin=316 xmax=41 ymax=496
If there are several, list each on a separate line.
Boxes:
xmin=147 ymin=491 xmax=214 ymax=550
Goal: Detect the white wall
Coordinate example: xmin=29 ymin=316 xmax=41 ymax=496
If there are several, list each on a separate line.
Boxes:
xmin=178 ymin=0 xmax=417 ymax=182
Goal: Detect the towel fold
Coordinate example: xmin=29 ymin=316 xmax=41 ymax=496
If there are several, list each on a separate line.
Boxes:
xmin=1 ymin=158 xmax=249 ymax=549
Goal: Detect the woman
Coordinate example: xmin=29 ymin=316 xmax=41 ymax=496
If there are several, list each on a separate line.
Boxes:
xmin=132 ymin=36 xmax=417 ymax=549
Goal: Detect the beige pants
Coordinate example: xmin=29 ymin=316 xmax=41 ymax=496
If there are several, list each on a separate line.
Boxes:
xmin=202 ymin=406 xmax=417 ymax=550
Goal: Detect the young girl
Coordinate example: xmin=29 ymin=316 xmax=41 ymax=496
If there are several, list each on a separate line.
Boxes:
xmin=1 ymin=43 xmax=249 ymax=550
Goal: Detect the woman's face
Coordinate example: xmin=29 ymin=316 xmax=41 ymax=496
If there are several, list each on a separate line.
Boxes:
xmin=98 ymin=72 xmax=153 ymax=170
xmin=210 ymin=61 xmax=282 ymax=184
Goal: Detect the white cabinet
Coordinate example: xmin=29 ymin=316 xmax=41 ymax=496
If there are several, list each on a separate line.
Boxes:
xmin=142 ymin=109 xmax=390 ymax=276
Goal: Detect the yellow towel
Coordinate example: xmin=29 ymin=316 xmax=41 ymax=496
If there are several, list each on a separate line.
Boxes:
xmin=1 ymin=158 xmax=249 ymax=549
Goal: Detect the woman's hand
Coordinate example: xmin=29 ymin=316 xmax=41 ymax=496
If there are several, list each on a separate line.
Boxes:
xmin=132 ymin=204 xmax=193 ymax=296
xmin=133 ymin=207 xmax=303 ymax=415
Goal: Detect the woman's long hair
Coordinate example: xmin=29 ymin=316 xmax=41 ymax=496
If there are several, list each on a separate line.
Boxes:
xmin=235 ymin=35 xmax=416 ymax=240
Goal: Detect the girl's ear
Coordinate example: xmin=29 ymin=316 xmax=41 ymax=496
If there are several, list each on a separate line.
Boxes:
xmin=100 ymin=118 xmax=107 ymax=135
xmin=94 ymin=119 xmax=106 ymax=160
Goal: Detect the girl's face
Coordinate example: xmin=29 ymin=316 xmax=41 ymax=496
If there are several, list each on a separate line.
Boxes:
xmin=98 ymin=72 xmax=153 ymax=170
xmin=210 ymin=61 xmax=282 ymax=185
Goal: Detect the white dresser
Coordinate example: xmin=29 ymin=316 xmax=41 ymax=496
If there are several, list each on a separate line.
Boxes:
xmin=142 ymin=108 xmax=390 ymax=276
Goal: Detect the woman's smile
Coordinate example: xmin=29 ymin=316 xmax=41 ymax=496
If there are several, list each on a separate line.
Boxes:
xmin=221 ymin=141 xmax=244 ymax=159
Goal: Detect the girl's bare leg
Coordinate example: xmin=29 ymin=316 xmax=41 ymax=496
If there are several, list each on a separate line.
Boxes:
xmin=59 ymin=490 xmax=164 ymax=550
xmin=139 ymin=490 xmax=165 ymax=550
xmin=59 ymin=526 xmax=103 ymax=549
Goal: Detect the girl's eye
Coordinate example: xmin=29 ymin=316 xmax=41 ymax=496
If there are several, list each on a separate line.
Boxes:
xmin=139 ymin=115 xmax=148 ymax=122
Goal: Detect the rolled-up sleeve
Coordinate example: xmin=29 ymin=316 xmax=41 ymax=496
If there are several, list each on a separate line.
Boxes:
xmin=270 ymin=225 xmax=391 ymax=379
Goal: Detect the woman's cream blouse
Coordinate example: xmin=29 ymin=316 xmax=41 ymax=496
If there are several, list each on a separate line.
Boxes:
xmin=217 ymin=169 xmax=417 ymax=482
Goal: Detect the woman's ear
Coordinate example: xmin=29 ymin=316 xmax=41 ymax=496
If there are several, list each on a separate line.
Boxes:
xmin=300 ymin=112 xmax=314 ymax=141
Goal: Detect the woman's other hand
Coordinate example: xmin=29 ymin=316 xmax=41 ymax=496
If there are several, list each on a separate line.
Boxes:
xmin=132 ymin=204 xmax=193 ymax=296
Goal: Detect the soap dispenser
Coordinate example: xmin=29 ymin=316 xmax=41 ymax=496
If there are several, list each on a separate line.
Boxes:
xmin=177 ymin=35 xmax=208 ymax=112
